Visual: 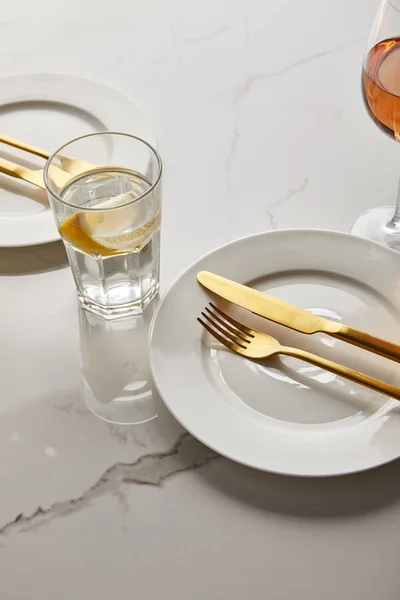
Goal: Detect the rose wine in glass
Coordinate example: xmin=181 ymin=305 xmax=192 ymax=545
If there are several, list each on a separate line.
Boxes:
xmin=363 ymin=38 xmax=400 ymax=139
xmin=352 ymin=0 xmax=400 ymax=248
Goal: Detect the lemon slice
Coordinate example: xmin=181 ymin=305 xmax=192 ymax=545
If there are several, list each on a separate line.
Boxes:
xmin=81 ymin=192 xmax=137 ymax=239
xmin=94 ymin=214 xmax=159 ymax=251
xmin=79 ymin=192 xmax=158 ymax=253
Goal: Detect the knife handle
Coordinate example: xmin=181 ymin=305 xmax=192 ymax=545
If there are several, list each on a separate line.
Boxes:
xmin=330 ymin=325 xmax=400 ymax=363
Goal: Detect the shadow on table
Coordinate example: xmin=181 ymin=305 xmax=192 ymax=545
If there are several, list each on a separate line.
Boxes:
xmin=199 ymin=455 xmax=400 ymax=519
xmin=0 ymin=240 xmax=68 ymax=275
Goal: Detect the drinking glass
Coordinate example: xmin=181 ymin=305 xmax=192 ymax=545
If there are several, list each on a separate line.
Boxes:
xmin=44 ymin=132 xmax=162 ymax=318
xmin=351 ymin=0 xmax=400 ymax=249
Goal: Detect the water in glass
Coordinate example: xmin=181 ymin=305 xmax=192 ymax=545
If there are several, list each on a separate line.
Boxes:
xmin=59 ymin=168 xmax=160 ymax=317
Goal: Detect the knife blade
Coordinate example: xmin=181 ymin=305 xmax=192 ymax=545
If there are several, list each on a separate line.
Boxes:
xmin=197 ymin=271 xmax=400 ymax=363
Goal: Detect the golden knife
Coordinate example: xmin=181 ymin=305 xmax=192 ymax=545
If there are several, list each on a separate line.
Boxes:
xmin=197 ymin=271 xmax=400 ymax=363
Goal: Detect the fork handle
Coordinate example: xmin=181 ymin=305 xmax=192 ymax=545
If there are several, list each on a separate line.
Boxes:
xmin=282 ymin=346 xmax=400 ymax=401
xmin=0 ymin=157 xmax=45 ymax=189
xmin=0 ymin=157 xmax=29 ymax=180
xmin=0 ymin=133 xmax=49 ymax=159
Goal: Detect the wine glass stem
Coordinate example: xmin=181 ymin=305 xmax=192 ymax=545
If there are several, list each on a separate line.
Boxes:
xmin=390 ymin=173 xmax=400 ymax=227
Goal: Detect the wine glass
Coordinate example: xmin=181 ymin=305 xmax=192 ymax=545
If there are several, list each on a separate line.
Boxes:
xmin=351 ymin=0 xmax=400 ymax=249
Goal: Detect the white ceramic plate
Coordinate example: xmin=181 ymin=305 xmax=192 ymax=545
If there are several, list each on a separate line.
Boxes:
xmin=0 ymin=73 xmax=157 ymax=247
xmin=150 ymin=229 xmax=400 ymax=477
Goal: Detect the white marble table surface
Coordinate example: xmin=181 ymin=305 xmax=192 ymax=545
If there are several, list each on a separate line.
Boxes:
xmin=2 ymin=0 xmax=400 ymax=598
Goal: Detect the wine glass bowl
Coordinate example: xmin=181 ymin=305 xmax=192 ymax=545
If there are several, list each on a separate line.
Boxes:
xmin=363 ymin=38 xmax=400 ymax=140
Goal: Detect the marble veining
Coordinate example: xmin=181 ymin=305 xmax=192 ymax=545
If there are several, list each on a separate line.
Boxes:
xmin=0 ymin=433 xmax=218 ymax=537
xmin=224 ymin=36 xmax=366 ymax=239
xmin=266 ymin=177 xmax=310 ymax=229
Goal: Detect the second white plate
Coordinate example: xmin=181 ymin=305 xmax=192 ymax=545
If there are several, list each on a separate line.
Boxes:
xmin=150 ymin=229 xmax=400 ymax=477
xmin=0 ymin=73 xmax=157 ymax=247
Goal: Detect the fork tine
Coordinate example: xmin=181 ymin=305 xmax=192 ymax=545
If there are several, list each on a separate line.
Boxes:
xmin=201 ymin=312 xmax=248 ymax=349
xmin=204 ymin=306 xmax=251 ymax=343
xmin=197 ymin=318 xmax=245 ymax=353
xmin=209 ymin=302 xmax=255 ymax=337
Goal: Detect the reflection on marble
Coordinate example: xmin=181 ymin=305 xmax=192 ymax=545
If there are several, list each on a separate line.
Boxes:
xmin=79 ymin=297 xmax=160 ymax=424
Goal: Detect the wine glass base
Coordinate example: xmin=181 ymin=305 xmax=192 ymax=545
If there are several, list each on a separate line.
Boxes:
xmin=350 ymin=206 xmax=400 ymax=251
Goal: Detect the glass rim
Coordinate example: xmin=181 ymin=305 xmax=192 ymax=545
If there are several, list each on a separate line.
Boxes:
xmin=43 ymin=131 xmax=162 ymax=211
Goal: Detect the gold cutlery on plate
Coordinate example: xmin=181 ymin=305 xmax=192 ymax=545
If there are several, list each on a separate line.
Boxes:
xmin=197 ymin=271 xmax=400 ymax=363
xmin=198 ymin=303 xmax=400 ymax=401
xmin=0 ymin=132 xmax=94 ymax=176
xmin=0 ymin=156 xmax=70 ymax=190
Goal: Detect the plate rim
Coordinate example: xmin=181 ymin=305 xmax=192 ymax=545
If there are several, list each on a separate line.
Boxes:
xmin=149 ymin=228 xmax=400 ymax=477
xmin=0 ymin=71 xmax=157 ymax=248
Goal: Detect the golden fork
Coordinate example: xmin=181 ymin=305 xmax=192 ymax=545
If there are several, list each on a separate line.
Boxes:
xmin=0 ymin=133 xmax=94 ymax=176
xmin=198 ymin=303 xmax=400 ymax=402
xmin=0 ymin=156 xmax=70 ymax=190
